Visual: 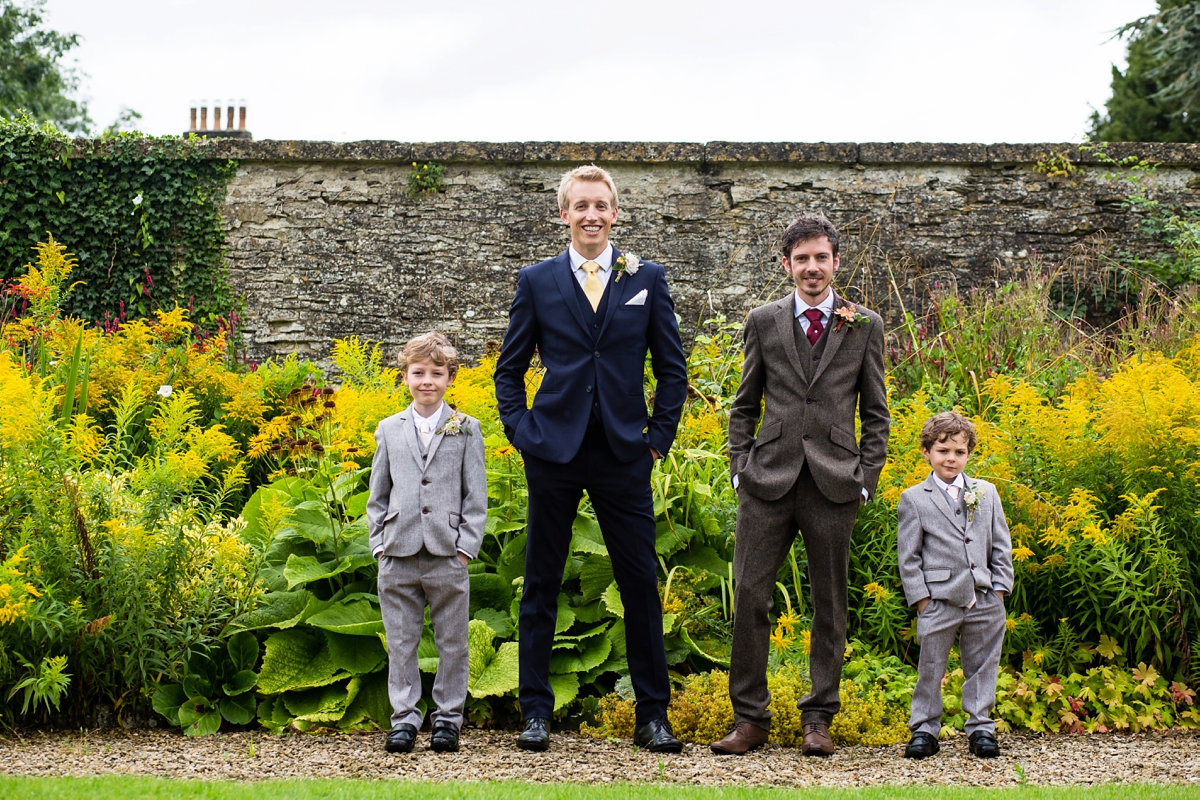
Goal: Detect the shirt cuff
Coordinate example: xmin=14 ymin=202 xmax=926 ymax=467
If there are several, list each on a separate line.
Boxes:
xmin=992 ymin=584 xmax=1006 ymax=595
xmin=457 ymin=549 xmax=471 ymax=560
xmin=372 ymin=545 xmax=383 ymax=558
xmin=732 ymin=474 xmax=740 ymax=490
xmin=861 ymin=487 xmax=870 ymax=501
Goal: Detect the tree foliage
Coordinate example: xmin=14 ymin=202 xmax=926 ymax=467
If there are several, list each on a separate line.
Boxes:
xmin=0 ymin=0 xmax=89 ymax=133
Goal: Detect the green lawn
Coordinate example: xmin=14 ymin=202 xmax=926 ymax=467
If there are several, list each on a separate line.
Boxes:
xmin=3 ymin=778 xmax=1200 ymax=800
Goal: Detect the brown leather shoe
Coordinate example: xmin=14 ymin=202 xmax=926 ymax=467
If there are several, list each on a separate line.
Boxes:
xmin=801 ymin=722 xmax=834 ymax=756
xmin=710 ymin=721 xmax=769 ymax=755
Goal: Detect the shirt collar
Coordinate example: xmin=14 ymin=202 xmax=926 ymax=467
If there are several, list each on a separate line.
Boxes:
xmin=569 ymin=243 xmax=613 ymax=272
xmin=410 ymin=401 xmax=444 ymax=427
xmin=793 ymin=290 xmax=835 ymax=319
xmin=930 ymin=472 xmax=966 ymax=492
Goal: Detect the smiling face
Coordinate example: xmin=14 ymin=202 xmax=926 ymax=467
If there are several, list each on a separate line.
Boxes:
xmin=783 ymin=236 xmax=839 ymax=306
xmin=404 ymin=359 xmax=454 ymax=416
xmin=922 ymin=432 xmax=972 ymax=484
xmin=560 ymin=179 xmax=618 ymax=259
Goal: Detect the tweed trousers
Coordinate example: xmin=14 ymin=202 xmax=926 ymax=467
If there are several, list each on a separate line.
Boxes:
xmin=729 ymin=465 xmax=861 ymax=728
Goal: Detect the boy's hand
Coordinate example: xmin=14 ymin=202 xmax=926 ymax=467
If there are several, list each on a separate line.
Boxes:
xmin=458 ymin=552 xmax=470 ymax=567
xmin=916 ymin=598 xmax=929 ymax=614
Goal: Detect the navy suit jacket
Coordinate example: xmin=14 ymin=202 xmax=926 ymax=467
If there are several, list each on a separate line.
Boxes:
xmin=494 ymin=248 xmax=687 ymax=464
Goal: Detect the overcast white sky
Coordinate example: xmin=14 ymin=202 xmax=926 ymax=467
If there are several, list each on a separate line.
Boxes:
xmin=45 ymin=0 xmax=1157 ymax=143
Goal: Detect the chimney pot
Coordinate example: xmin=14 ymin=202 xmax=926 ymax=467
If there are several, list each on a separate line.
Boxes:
xmin=227 ymin=105 xmax=234 ymax=130
xmin=200 ymin=106 xmax=208 ymax=130
xmin=189 ymin=107 xmax=197 ymax=131
xmin=239 ymin=106 xmax=246 ymax=130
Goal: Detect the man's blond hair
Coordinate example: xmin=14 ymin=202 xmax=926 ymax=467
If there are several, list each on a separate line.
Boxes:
xmin=557 ymin=164 xmax=618 ymax=211
xmin=396 ymin=331 xmax=459 ymax=376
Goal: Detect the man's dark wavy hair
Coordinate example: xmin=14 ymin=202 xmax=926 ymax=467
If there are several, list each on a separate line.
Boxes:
xmin=780 ymin=215 xmax=839 ymax=260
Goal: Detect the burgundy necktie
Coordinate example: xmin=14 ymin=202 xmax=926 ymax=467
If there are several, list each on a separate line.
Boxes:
xmin=803 ymin=309 xmax=824 ymax=345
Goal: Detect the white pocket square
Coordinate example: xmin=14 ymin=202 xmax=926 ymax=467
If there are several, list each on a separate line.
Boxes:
xmin=625 ymin=289 xmax=648 ymax=306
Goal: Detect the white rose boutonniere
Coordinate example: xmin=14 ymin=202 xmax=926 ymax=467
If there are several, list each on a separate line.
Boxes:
xmin=963 ymin=485 xmax=980 ymax=521
xmin=436 ymin=411 xmax=470 ymax=437
xmin=614 ymin=252 xmax=641 ymax=283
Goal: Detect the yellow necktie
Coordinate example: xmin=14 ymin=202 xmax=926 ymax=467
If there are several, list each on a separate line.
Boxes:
xmin=581 ymin=261 xmax=604 ymax=311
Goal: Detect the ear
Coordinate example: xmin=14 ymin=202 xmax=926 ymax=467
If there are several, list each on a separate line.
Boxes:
xmin=781 ymin=255 xmax=792 ymax=275
xmin=559 ymin=207 xmax=569 ymax=225
xmin=832 ymin=253 xmax=841 ymax=272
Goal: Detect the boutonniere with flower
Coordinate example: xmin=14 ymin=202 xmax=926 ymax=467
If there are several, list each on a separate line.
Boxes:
xmin=963 ymin=485 xmax=980 ymax=521
xmin=833 ymin=304 xmax=870 ymax=332
xmin=436 ymin=412 xmax=471 ymax=437
xmin=614 ymin=252 xmax=641 ymax=283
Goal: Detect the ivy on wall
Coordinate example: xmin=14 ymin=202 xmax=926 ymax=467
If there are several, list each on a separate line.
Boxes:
xmin=0 ymin=114 xmax=237 ymax=328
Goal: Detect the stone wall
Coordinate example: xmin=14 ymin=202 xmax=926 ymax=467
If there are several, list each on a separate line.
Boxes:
xmin=204 ymin=140 xmax=1200 ymax=366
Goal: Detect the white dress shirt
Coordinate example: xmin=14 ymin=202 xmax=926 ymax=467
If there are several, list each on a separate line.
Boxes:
xmin=413 ymin=401 xmax=444 ymax=447
xmin=569 ymin=244 xmax=614 ymax=291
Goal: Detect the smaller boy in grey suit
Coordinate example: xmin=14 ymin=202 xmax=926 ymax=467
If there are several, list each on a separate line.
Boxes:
xmin=898 ymin=411 xmax=1013 ymax=760
xmin=367 ymin=332 xmax=487 ymax=754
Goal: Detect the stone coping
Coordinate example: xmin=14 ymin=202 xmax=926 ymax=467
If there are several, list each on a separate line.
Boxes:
xmin=62 ymin=138 xmax=1200 ymax=165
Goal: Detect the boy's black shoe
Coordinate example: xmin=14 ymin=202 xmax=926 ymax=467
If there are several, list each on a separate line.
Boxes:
xmin=633 ymin=717 xmax=684 ymax=754
xmin=517 ymin=717 xmax=550 ymax=752
xmin=431 ymin=720 xmax=460 ymax=753
xmin=968 ymin=730 xmax=1001 ymax=758
xmin=385 ymin=724 xmax=418 ymax=753
xmin=904 ymin=732 xmax=940 ymax=759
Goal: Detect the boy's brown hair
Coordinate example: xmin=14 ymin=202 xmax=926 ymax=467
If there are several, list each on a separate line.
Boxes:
xmin=396 ymin=331 xmax=459 ymax=376
xmin=919 ymin=411 xmax=977 ymax=453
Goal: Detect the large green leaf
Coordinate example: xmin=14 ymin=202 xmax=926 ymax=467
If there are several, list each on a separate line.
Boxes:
xmin=227 ymin=631 xmax=259 ymax=672
xmin=677 ymin=544 xmax=731 ymax=584
xmin=283 ymin=678 xmax=360 ymax=723
xmin=417 ymin=626 xmax=439 ymax=673
xmin=579 ymin=555 xmax=614 ymax=602
xmin=221 ymin=670 xmax=258 ymax=697
xmin=283 ymin=553 xmax=375 ymax=590
xmin=151 ymin=683 xmax=187 ymax=726
xmin=257 ymin=629 xmax=346 ymax=694
xmin=571 ymin=514 xmax=609 ymax=556
xmin=474 ymin=607 xmax=513 ymax=639
xmin=495 ymin=533 xmax=526 ymax=586
xmin=306 ymin=598 xmax=384 ymax=636
xmin=655 ymin=520 xmax=694 ymax=557
xmin=179 ymin=697 xmax=222 ymax=737
xmin=679 ymin=626 xmax=731 ymax=668
xmin=555 ymin=594 xmax=576 ymax=634
xmin=240 ymin=486 xmax=292 ymax=549
xmin=467 ymin=619 xmax=520 ymax=698
xmin=601 ymin=582 xmax=624 ymax=618
xmin=230 ymin=590 xmax=313 ymax=632
xmin=550 ymin=673 xmax=580 ymax=712
xmin=341 ymin=670 xmax=391 ymax=731
xmin=551 ymin=633 xmax=612 ymax=673
xmin=469 ymin=572 xmax=514 ymax=616
xmin=219 ymin=693 xmax=257 ymax=725
xmin=257 ymin=696 xmax=293 ymax=734
xmin=325 ymin=631 xmax=386 ymax=675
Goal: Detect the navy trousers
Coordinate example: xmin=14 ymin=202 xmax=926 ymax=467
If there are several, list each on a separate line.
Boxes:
xmin=518 ymin=423 xmax=669 ymax=724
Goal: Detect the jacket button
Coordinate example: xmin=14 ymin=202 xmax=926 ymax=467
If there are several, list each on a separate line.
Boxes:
xmin=422 ymin=507 xmax=430 ymax=515
xmin=586 ymin=385 xmax=593 ymax=393
xmin=964 ymin=537 xmax=972 ymax=543
xmin=594 ymin=351 xmax=600 ymax=358
xmin=955 ymin=509 xmax=961 ymax=515
xmin=970 ymin=562 xmax=976 ymax=569
xmin=421 ymin=478 xmax=430 ymax=485
xmin=802 ymin=434 xmax=811 ymax=441
xmin=806 ymin=397 xmax=813 ymax=404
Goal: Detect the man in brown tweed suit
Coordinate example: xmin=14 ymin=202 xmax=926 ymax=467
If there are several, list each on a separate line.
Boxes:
xmin=711 ymin=215 xmax=890 ymax=757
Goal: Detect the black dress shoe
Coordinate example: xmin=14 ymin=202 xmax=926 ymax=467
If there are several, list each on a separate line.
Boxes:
xmin=904 ymin=731 xmax=940 ymax=759
xmin=431 ymin=720 xmax=460 ymax=753
xmin=633 ymin=717 xmax=684 ymax=754
xmin=517 ymin=717 xmax=550 ymax=752
xmin=385 ymin=723 xmax=418 ymax=753
xmin=968 ymin=730 xmax=1001 ymax=758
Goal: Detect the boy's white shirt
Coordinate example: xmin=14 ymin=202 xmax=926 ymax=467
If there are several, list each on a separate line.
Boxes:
xmin=927 ymin=470 xmax=1005 ymax=596
xmin=372 ymin=400 xmax=469 ymax=561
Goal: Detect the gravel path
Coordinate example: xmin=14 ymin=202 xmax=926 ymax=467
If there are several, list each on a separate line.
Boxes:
xmin=2 ymin=728 xmax=1199 ymax=787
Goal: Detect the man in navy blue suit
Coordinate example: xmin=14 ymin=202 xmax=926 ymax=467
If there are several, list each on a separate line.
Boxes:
xmin=494 ymin=165 xmax=688 ymax=753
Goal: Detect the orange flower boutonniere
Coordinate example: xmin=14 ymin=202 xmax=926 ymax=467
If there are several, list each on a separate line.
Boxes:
xmin=833 ymin=304 xmax=870 ymax=332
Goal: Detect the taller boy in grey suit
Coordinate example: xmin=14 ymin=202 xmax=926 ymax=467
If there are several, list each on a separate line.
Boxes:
xmin=898 ymin=411 xmax=1012 ymax=759
xmin=368 ymin=332 xmax=487 ymax=754
xmin=712 ymin=216 xmax=890 ymax=757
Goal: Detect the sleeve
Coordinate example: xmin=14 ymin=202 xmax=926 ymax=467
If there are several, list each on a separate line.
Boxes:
xmin=856 ymin=316 xmax=890 ymax=498
xmin=455 ymin=419 xmax=488 ymax=560
xmin=645 ymin=265 xmax=688 ymax=456
xmin=727 ymin=312 xmax=764 ymax=480
xmin=367 ymin=424 xmax=392 ymax=556
xmin=493 ymin=269 xmax=538 ymax=445
xmin=897 ymin=491 xmax=928 ymax=606
xmin=989 ymin=484 xmax=1015 ymax=595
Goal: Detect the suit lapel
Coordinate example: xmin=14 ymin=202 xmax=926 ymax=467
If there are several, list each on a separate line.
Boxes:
xmin=596 ymin=246 xmax=631 ymax=342
xmin=924 ymin=474 xmax=961 ymax=530
xmin=962 ymin=475 xmax=977 ymax=534
xmin=422 ymin=403 xmax=454 ymax=471
xmin=771 ymin=294 xmax=808 ymax=385
xmin=397 ymin=409 xmax=424 ymax=471
xmin=550 ymin=250 xmax=591 ymax=337
xmin=809 ymin=291 xmax=847 ymax=388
